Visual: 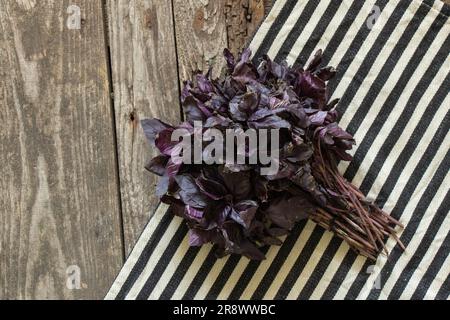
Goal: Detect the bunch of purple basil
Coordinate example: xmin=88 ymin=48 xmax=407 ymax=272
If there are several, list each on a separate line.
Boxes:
xmin=141 ymin=49 xmax=403 ymax=260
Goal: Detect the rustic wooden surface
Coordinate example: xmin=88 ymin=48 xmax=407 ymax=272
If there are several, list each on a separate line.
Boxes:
xmin=0 ymin=0 xmax=448 ymax=303
xmin=106 ymin=0 xmax=181 ymax=255
xmin=108 ymin=0 xmax=271 ymax=255
xmin=0 ymin=0 xmax=123 ymax=299
xmin=0 ymin=0 xmax=270 ymax=299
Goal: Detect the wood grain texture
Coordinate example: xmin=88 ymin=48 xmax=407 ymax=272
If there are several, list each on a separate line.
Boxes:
xmin=225 ymin=0 xmax=269 ymax=55
xmin=0 ymin=0 xmax=122 ymax=299
xmin=172 ymin=0 xmax=228 ymax=79
xmin=106 ymin=0 xmax=181 ymax=255
xmin=107 ymin=0 xmax=271 ymax=256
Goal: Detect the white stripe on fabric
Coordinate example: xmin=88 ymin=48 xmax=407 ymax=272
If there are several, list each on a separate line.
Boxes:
xmin=265 ymin=1 xmax=309 ymax=59
xmin=286 ymin=0 xmax=423 ymax=299
xmin=398 ymin=196 xmax=450 ymax=299
xmin=216 ymin=259 xmax=250 ymax=299
xmin=423 ymin=253 xmax=450 ymax=300
xmin=283 ymin=0 xmax=338 ymax=65
xmin=313 ymin=11 xmax=450 ymax=299
xmin=105 ymin=203 xmax=169 ymax=299
xmin=149 ymin=233 xmax=190 ymax=299
xmin=286 ymin=231 xmax=335 ymax=299
xmin=356 ymin=132 xmax=450 ymax=299
xmin=248 ymin=0 xmax=288 ymax=53
xmin=170 ymin=245 xmax=212 ymax=299
xmin=309 ymin=242 xmax=351 ymax=299
xmin=262 ymin=220 xmax=316 ymax=299
xmin=125 ymin=217 xmax=182 ymax=299
xmin=338 ymin=1 xmax=445 ymax=176
xmin=193 ymin=256 xmax=232 ymax=299
xmin=237 ymin=237 xmax=287 ymax=299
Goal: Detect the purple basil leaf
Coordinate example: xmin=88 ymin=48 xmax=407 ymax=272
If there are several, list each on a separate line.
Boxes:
xmin=183 ymin=96 xmax=207 ymax=122
xmin=316 ymin=66 xmax=336 ymax=81
xmin=239 ymin=92 xmax=259 ymax=114
xmin=186 ymin=205 xmax=204 ymax=220
xmin=155 ymin=175 xmax=170 ymax=197
xmin=195 ymin=174 xmax=228 ymax=200
xmin=309 ymin=110 xmax=328 ymax=125
xmin=155 ymin=128 xmax=176 ymax=155
xmin=223 ymin=48 xmax=235 ymax=72
xmin=189 ymin=228 xmax=215 ymax=246
xmin=248 ymin=114 xmax=291 ymax=130
xmin=175 ymin=175 xmax=208 ymax=209
xmin=141 ymin=118 xmax=172 ymax=145
xmin=220 ymin=167 xmax=251 ymax=202
xmin=306 ymin=49 xmax=323 ymax=72
xmin=326 ymin=122 xmax=354 ymax=140
xmin=232 ymin=200 xmax=258 ymax=229
xmin=145 ymin=155 xmax=169 ymax=176
xmin=265 ymin=195 xmax=316 ymax=230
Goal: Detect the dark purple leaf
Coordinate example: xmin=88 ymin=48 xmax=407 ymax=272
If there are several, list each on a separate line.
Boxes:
xmin=175 ymin=175 xmax=208 ymax=209
xmin=145 ymin=155 xmax=169 ymax=176
xmin=265 ymin=195 xmax=316 ymax=230
xmin=141 ymin=119 xmax=172 ymax=145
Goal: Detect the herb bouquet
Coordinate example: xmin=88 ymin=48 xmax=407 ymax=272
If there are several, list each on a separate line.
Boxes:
xmin=141 ymin=49 xmax=403 ymax=261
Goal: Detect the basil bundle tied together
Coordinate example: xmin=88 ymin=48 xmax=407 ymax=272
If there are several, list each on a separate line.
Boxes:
xmin=141 ymin=48 xmax=404 ymax=261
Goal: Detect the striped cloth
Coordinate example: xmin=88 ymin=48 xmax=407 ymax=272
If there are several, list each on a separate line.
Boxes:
xmin=106 ymin=0 xmax=450 ymax=300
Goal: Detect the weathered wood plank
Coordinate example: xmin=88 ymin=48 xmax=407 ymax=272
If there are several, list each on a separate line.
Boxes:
xmin=106 ymin=0 xmax=181 ymax=254
xmin=172 ymin=0 xmax=228 ymax=79
xmin=225 ymin=0 xmax=268 ymax=56
xmin=0 ymin=0 xmax=122 ymax=299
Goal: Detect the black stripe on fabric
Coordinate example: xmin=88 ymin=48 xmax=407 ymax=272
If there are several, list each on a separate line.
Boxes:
xmin=333 ymin=0 xmax=414 ymax=113
xmin=343 ymin=115 xmax=450 ymax=300
xmin=320 ymin=0 xmax=384 ymax=66
xmin=342 ymin=0 xmax=435 ymax=137
xmin=422 ymin=0 xmax=436 ymax=6
xmin=366 ymin=151 xmax=450 ymax=300
xmin=159 ymin=246 xmax=201 ymax=300
xmin=411 ymin=231 xmax=450 ymax=300
xmin=343 ymin=259 xmax=373 ymax=300
xmin=274 ymin=225 xmax=325 ymax=299
xmin=374 ymin=108 xmax=450 ymax=210
xmin=388 ymin=191 xmax=450 ymax=299
xmin=204 ymin=254 xmax=242 ymax=299
xmin=293 ymin=0 xmax=345 ymax=65
xmin=196 ymin=0 xmax=342 ymax=301
xmin=434 ymin=273 xmax=450 ymax=300
xmin=359 ymin=72 xmax=450 ymax=196
xmin=182 ymin=249 xmax=218 ymax=300
xmin=321 ymin=250 xmax=360 ymax=299
xmin=136 ymin=222 xmax=189 ymax=300
xmin=115 ymin=212 xmax=174 ymax=300
xmin=297 ymin=238 xmax=343 ymax=299
xmin=227 ymin=247 xmax=271 ymax=300
xmin=272 ymin=0 xmax=321 ymax=63
xmin=252 ymin=0 xmax=299 ymax=63
xmin=251 ymin=0 xmax=385 ymax=300
xmin=296 ymin=3 xmax=446 ymax=300
xmin=278 ymin=1 xmax=387 ymax=297
xmin=311 ymin=0 xmax=393 ymax=91
xmin=441 ymin=2 xmax=450 ymax=17
xmin=344 ymin=22 xmax=450 ymax=183
xmin=251 ymin=220 xmax=307 ymax=300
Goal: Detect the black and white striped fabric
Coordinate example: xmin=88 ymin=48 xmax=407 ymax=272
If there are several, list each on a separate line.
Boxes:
xmin=106 ymin=0 xmax=450 ymax=300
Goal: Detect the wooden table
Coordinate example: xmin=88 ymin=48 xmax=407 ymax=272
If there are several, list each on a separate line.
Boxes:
xmin=1 ymin=0 xmax=448 ymax=300
xmin=0 ymin=0 xmax=270 ymax=300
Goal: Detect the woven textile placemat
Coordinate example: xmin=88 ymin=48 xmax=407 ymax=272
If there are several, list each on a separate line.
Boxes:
xmin=106 ymin=0 xmax=450 ymax=300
